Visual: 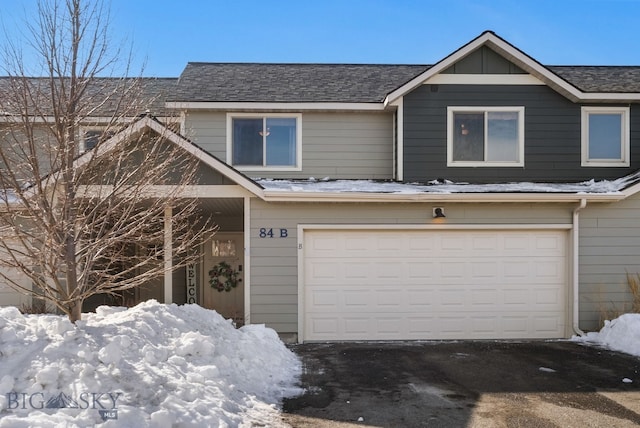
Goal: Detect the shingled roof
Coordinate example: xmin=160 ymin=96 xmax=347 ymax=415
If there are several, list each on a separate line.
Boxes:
xmin=4 ymin=63 xmax=640 ymax=112
xmin=548 ymin=66 xmax=640 ymax=93
xmin=167 ymin=61 xmax=640 ymax=104
xmin=170 ymin=63 xmax=431 ymax=103
xmin=0 ymin=77 xmax=178 ymax=117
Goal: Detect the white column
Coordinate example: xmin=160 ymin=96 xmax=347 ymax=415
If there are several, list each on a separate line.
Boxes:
xmin=164 ymin=206 xmax=173 ymax=304
xmin=243 ymin=196 xmax=251 ymax=325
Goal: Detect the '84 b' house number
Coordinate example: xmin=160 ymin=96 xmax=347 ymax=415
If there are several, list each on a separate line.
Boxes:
xmin=259 ymin=228 xmax=288 ymax=238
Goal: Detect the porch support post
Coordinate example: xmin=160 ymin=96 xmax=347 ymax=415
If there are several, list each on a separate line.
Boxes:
xmin=164 ymin=205 xmax=173 ymax=304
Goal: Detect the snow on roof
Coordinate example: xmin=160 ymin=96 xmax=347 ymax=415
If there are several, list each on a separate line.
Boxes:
xmin=258 ymin=172 xmax=640 ymax=195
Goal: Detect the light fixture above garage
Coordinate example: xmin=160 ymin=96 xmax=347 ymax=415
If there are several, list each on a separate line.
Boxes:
xmin=433 ymin=207 xmax=446 ymax=218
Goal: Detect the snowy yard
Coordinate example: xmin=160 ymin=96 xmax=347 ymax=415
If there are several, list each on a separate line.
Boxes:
xmin=0 ymin=301 xmax=302 ymax=427
xmin=0 ymin=299 xmax=639 ymax=427
xmin=573 ymin=313 xmax=640 ymax=359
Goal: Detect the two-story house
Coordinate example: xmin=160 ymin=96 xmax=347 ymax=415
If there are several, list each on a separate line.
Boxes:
xmin=3 ymin=31 xmax=640 ymax=342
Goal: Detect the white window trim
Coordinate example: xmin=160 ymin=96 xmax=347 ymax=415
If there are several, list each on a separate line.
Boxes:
xmin=581 ymin=106 xmax=630 ymax=167
xmin=447 ymin=106 xmax=525 ymax=167
xmin=226 ymin=113 xmax=302 ymax=171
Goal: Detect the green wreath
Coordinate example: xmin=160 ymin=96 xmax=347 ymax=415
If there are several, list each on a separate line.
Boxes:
xmin=208 ymin=261 xmax=241 ymax=292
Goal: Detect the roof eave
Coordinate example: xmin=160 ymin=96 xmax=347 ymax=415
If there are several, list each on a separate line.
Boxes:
xmin=164 ymin=101 xmax=387 ymax=111
xmin=383 ymin=31 xmax=640 ymax=105
xmin=73 ymin=116 xmax=265 ymax=198
xmin=262 ymin=190 xmax=624 ymax=203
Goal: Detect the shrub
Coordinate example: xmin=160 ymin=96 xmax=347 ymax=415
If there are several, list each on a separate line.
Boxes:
xmin=19 ymin=300 xmax=53 ymax=314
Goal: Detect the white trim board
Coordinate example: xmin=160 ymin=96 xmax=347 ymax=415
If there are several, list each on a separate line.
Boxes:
xmin=426 ymin=74 xmax=544 ymax=85
xmin=166 ymin=101 xmax=386 ymax=111
xmin=384 ymin=31 xmax=640 ymax=105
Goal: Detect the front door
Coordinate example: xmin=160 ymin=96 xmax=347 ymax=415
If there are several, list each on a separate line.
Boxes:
xmin=202 ymin=232 xmax=244 ymax=325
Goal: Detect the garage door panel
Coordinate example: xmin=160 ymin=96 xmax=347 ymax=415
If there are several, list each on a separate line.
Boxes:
xmin=303 ymin=229 xmax=568 ymax=340
xmin=407 ymin=262 xmax=436 ymax=279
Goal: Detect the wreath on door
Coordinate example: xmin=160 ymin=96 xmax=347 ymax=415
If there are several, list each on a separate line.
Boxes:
xmin=209 ymin=261 xmax=241 ymax=292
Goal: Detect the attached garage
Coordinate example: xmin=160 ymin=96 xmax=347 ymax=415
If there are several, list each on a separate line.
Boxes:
xmin=300 ymin=226 xmax=569 ymax=341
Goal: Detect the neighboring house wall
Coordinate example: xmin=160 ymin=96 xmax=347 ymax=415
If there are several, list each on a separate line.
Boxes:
xmin=185 ymin=111 xmax=394 ymax=180
xmin=249 ymin=199 xmax=573 ymax=333
xmin=0 ymin=275 xmax=31 ymax=308
xmin=580 ymin=195 xmax=640 ymax=331
xmin=0 ymin=240 xmax=33 ymax=309
xmin=403 ymin=84 xmax=640 ymax=183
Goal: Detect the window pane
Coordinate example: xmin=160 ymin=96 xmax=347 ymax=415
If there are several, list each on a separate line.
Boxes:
xmin=232 ymin=118 xmax=263 ymax=165
xmin=487 ymin=112 xmax=518 ymax=161
xmin=265 ymin=118 xmax=296 ymax=166
xmin=83 ymin=130 xmax=101 ymax=150
xmin=589 ymin=114 xmax=622 ymax=159
xmin=453 ymin=113 xmax=484 ymax=161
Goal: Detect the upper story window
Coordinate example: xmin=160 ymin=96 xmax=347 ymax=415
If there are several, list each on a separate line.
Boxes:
xmin=581 ymin=107 xmax=629 ymax=167
xmin=80 ymin=126 xmax=115 ymax=153
xmin=227 ymin=113 xmax=302 ymax=171
xmin=447 ymin=107 xmax=524 ymax=167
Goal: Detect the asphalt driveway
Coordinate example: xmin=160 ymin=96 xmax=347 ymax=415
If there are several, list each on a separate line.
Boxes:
xmin=282 ymin=341 xmax=640 ymax=428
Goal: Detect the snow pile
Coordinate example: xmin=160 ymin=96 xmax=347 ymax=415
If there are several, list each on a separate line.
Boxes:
xmin=573 ymin=313 xmax=640 ymax=357
xmin=257 ymin=170 xmax=640 ymax=195
xmin=0 ymin=300 xmax=302 ymax=427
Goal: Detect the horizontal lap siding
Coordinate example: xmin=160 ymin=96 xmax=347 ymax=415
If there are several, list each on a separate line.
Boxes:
xmin=250 ymin=200 xmax=572 ymax=333
xmin=184 ymin=111 xmax=227 ymax=160
xmin=580 ymin=195 xmax=640 ymax=331
xmin=185 ymin=111 xmax=393 ymax=180
xmin=403 ymin=84 xmax=640 ymax=183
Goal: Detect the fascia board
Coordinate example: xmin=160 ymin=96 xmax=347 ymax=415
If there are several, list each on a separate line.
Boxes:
xmin=262 ymin=191 xmax=624 ymax=203
xmin=146 ymin=119 xmax=265 ymax=197
xmin=384 ymin=32 xmax=640 ymax=105
xmin=164 ymin=102 xmax=386 ymax=111
xmin=621 ymin=181 xmax=640 ymax=198
xmin=384 ymin=33 xmax=496 ymax=106
xmin=72 ymin=116 xmax=265 ymax=198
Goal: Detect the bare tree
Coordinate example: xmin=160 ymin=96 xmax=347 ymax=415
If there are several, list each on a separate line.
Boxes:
xmin=0 ymin=0 xmax=212 ymax=322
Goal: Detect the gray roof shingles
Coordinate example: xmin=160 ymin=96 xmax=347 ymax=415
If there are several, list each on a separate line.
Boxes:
xmin=4 ymin=63 xmax=640 ymax=114
xmin=549 ymin=66 xmax=640 ymax=93
xmin=169 ymin=62 xmax=640 ymax=104
xmin=170 ymin=63 xmax=431 ymax=103
xmin=0 ymin=77 xmax=178 ymax=117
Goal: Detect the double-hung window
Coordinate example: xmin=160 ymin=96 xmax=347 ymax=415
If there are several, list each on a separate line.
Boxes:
xmin=581 ymin=107 xmax=629 ymax=167
xmin=228 ymin=113 xmax=301 ymax=170
xmin=447 ymin=107 xmax=524 ymax=167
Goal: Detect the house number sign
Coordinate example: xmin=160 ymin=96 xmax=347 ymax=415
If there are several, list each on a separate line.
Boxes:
xmin=259 ymin=228 xmax=288 ymax=238
xmin=186 ymin=263 xmax=197 ymax=304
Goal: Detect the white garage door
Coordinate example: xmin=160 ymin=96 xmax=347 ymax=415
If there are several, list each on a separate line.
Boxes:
xmin=302 ymin=228 xmax=568 ymax=341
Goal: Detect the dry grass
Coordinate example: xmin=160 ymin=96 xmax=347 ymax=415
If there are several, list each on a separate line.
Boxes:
xmin=19 ymin=300 xmax=53 ymax=314
xmin=599 ymin=273 xmax=640 ymax=325
xmin=627 ymin=273 xmax=640 ymax=313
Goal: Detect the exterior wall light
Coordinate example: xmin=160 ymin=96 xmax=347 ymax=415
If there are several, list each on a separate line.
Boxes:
xmin=433 ymin=207 xmax=446 ymax=218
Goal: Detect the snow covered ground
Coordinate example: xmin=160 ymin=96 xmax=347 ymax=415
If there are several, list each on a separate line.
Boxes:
xmin=573 ymin=313 xmax=640 ymax=359
xmin=0 ymin=300 xmax=302 ymax=427
xmin=0 ymin=298 xmax=637 ymax=427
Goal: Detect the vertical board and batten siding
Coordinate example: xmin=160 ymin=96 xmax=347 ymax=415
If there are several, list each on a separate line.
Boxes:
xmin=184 ymin=111 xmax=394 ymax=180
xmin=580 ymin=194 xmax=640 ymax=331
xmin=249 ymin=199 xmax=572 ymax=333
xmin=403 ymin=84 xmax=640 ymax=183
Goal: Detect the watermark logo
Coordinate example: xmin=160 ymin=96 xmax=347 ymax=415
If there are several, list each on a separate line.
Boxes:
xmin=6 ymin=391 xmax=121 ymax=421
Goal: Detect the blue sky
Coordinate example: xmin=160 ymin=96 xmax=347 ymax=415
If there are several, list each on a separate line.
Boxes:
xmin=1 ymin=0 xmax=640 ymax=76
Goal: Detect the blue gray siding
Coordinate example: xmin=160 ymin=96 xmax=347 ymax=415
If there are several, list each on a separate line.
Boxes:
xmin=249 ymin=199 xmax=572 ymax=334
xmin=185 ymin=111 xmax=394 ymax=180
xmin=403 ymin=84 xmax=640 ymax=183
